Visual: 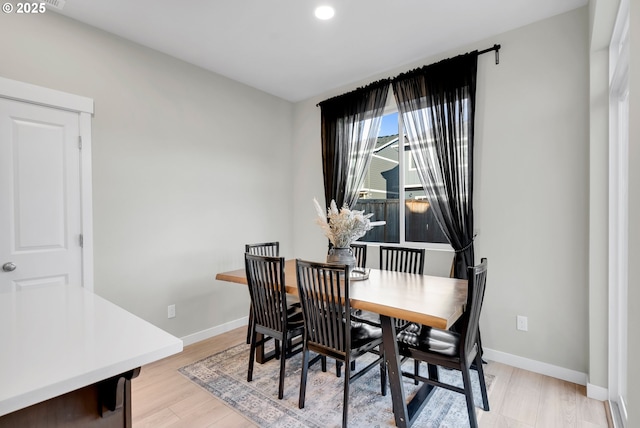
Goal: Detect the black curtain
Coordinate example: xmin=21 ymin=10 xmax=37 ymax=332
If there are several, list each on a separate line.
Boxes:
xmin=392 ymin=52 xmax=478 ymax=279
xmin=319 ymin=80 xmax=389 ymax=210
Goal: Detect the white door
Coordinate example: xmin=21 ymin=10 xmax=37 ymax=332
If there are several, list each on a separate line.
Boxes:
xmin=0 ymin=98 xmax=83 ymax=291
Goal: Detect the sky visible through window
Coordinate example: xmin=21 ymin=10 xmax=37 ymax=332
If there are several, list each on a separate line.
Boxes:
xmin=379 ymin=112 xmax=398 ymax=137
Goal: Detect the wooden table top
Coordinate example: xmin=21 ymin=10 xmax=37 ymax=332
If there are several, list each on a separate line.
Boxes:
xmin=216 ymin=259 xmax=467 ymax=330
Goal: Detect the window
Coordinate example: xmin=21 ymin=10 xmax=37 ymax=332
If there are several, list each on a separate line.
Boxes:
xmin=355 ymin=109 xmax=449 ymax=245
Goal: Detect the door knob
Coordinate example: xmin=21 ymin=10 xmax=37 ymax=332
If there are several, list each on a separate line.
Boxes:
xmin=2 ymin=262 xmax=16 ymax=272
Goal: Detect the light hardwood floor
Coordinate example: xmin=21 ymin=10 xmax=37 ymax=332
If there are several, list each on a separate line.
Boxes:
xmin=131 ymin=327 xmax=610 ymax=428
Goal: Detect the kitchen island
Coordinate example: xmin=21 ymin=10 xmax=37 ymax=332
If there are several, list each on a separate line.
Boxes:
xmin=0 ymin=284 xmax=183 ymax=427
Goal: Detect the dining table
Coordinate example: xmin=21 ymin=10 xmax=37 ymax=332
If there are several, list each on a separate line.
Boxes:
xmin=215 ymin=259 xmax=467 ymax=428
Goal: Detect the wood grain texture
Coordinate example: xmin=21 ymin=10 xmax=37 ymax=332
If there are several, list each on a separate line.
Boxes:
xmin=132 ymin=328 xmax=610 ymax=428
xmin=216 ymin=259 xmax=467 ymax=329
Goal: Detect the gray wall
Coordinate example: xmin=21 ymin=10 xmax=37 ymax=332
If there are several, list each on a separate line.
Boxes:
xmin=0 ymin=12 xmax=294 ymax=338
xmin=292 ymin=8 xmax=592 ymax=375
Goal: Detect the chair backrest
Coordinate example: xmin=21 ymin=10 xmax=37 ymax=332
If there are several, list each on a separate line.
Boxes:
xmin=244 ymin=253 xmax=287 ymax=332
xmin=379 ymin=246 xmax=425 ymax=274
xmin=295 ymin=259 xmax=351 ymax=355
xmin=350 ymin=243 xmax=367 ymax=268
xmin=245 ymin=242 xmax=279 ymax=257
xmin=461 ymin=258 xmax=488 ymax=355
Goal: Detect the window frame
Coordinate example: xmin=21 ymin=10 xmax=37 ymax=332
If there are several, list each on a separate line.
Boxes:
xmin=357 ymin=103 xmax=453 ymax=251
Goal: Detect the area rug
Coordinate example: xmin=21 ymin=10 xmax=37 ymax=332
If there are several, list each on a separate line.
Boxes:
xmin=179 ymin=342 xmax=493 ymax=428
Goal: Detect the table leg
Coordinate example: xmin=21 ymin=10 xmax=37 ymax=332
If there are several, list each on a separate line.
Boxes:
xmin=380 ymin=315 xmax=408 ymax=428
xmin=381 ymin=315 xmax=438 ymax=427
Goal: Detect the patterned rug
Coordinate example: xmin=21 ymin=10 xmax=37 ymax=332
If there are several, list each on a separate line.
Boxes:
xmin=179 ymin=342 xmax=493 ymax=428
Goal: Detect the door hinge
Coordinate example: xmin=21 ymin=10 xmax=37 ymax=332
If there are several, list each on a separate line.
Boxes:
xmin=78 ymin=136 xmax=82 ymax=150
xmin=79 ymin=234 xmax=84 ymax=247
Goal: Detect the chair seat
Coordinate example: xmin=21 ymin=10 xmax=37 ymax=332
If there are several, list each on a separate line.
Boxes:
xmin=397 ymin=325 xmax=460 ymax=357
xmin=351 ymin=322 xmax=382 ymax=348
xmin=351 ymin=309 xmax=380 ymax=326
xmin=286 ymin=294 xmax=301 ymax=307
xmin=287 ymin=306 xmax=305 ymax=329
xmin=352 ymin=311 xmax=420 ymax=332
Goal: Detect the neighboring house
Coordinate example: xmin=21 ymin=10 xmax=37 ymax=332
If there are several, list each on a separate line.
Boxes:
xmin=358 ymin=134 xmax=448 ymax=244
xmin=362 ymin=134 xmax=430 ymax=201
xmin=361 ymin=134 xmax=399 ymax=199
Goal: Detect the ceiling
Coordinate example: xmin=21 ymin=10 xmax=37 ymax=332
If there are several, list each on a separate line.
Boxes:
xmin=54 ymin=0 xmax=588 ymax=102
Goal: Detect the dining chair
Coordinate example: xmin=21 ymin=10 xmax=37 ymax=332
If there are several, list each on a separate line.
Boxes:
xmin=379 ymin=245 xmax=425 ymax=274
xmin=245 ymin=241 xmax=279 ymax=257
xmin=350 ymin=243 xmax=367 ymax=269
xmin=355 ymin=245 xmax=426 ymax=330
xmin=396 ymin=258 xmax=490 ymax=428
xmin=327 ymin=242 xmax=369 ymax=378
xmin=244 ymin=242 xmax=300 ymax=344
xmin=295 ymin=259 xmax=386 ymax=428
xmin=376 ymin=245 xmax=428 ymax=382
xmin=244 ymin=253 xmax=310 ymax=399
xmin=448 ymin=255 xmax=486 ymax=364
xmin=379 ymin=245 xmax=425 ymax=330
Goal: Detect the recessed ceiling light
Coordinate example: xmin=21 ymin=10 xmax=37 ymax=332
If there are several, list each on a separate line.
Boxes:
xmin=314 ymin=5 xmax=335 ymax=20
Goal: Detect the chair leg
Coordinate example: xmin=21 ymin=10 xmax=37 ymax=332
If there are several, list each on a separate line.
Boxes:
xmin=298 ymin=348 xmax=309 ymax=409
xmin=342 ymin=359 xmax=351 ymax=428
xmin=278 ymin=336 xmax=287 ymax=399
xmin=246 ymin=307 xmax=253 ymax=344
xmin=461 ymin=364 xmax=479 ymax=428
xmin=474 ymin=350 xmax=490 ymax=411
xmin=380 ymin=349 xmax=387 ymax=396
xmin=335 ymin=360 xmax=354 ymax=376
xmin=414 ymin=360 xmax=420 ymax=385
xmin=428 ymin=363 xmax=439 ymax=382
xmin=247 ymin=329 xmax=256 ymax=383
xmin=274 ymin=339 xmax=281 ymax=359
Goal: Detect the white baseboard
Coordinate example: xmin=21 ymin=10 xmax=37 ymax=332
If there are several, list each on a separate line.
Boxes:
xmin=483 ymin=347 xmax=588 ymax=386
xmin=587 ymin=382 xmax=609 ymax=401
xmin=180 ymin=316 xmax=248 ymax=347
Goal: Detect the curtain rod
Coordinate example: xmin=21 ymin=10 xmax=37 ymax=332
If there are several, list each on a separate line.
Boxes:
xmin=317 ymin=43 xmax=501 ymax=107
xmin=478 ymin=43 xmax=501 ymax=64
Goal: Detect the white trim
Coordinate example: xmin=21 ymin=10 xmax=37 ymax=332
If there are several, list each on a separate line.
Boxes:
xmin=608 ymin=0 xmax=629 ymax=424
xmin=180 ymin=316 xmax=248 ymax=347
xmin=483 ymin=347 xmax=588 ymax=387
xmin=0 ymin=76 xmax=95 ymax=290
xmin=79 ymin=112 xmax=94 ymax=291
xmin=0 ymin=76 xmax=93 ymax=114
xmin=587 ymin=382 xmax=610 ymax=401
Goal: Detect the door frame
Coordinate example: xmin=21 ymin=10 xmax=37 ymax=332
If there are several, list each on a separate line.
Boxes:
xmin=608 ymin=0 xmax=629 ymax=425
xmin=0 ymin=76 xmax=95 ymax=291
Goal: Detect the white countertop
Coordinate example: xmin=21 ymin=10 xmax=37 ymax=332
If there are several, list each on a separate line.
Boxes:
xmin=0 ymin=284 xmax=183 ymax=416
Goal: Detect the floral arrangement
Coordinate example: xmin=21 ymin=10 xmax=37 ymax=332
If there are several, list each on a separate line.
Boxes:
xmin=313 ymin=198 xmax=382 ymax=248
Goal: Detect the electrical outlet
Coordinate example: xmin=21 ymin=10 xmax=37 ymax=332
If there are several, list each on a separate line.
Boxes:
xmin=168 ymin=304 xmax=176 ymax=319
xmin=516 ymin=315 xmax=528 ymax=331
